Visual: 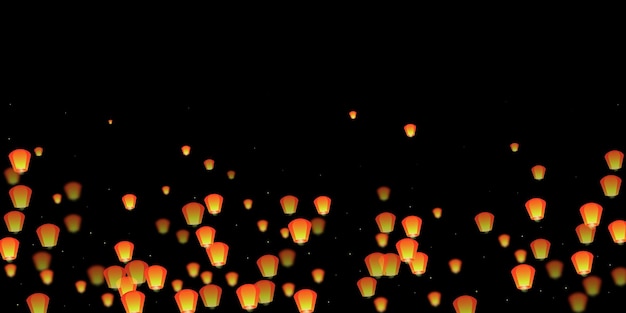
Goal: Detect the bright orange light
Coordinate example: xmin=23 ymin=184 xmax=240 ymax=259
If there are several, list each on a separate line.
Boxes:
xmin=64 ymin=181 xmax=82 ymax=201
xmin=243 ymin=198 xmax=253 ymax=210
xmin=408 ymin=252 xmax=428 ymax=276
xmin=114 ymin=241 xmax=134 ymax=263
xmin=373 ymin=296 xmax=388 ymax=312
xmin=395 ymin=238 xmax=419 ymax=262
xmin=182 ymin=202 xmax=205 ymax=226
xmin=571 ymin=251 xmax=594 ymax=276
xmin=181 ymin=145 xmax=191 ymax=156
xmin=206 ymin=242 xmax=229 ymax=268
xmin=531 ymin=165 xmax=546 ymax=180
xmin=225 ymin=271 xmax=238 ymax=287
xmin=203 ymin=159 xmax=215 ymax=171
xmin=121 ymin=290 xmax=145 ymax=313
xmin=280 ymin=195 xmax=299 ymax=215
xmin=349 ymin=110 xmax=357 ymax=119
xmin=195 ymin=226 xmax=216 ymax=248
xmin=600 ymin=174 xmax=621 ymax=198
xmin=511 ymin=264 xmax=536 ymax=291
xmin=175 ymin=289 xmax=198 ymax=313
xmin=375 ymin=233 xmax=389 ymax=248
xmin=474 ymin=212 xmax=494 ymax=233
xmin=427 ymin=291 xmax=441 ymax=307
xmin=236 ymin=284 xmax=259 ymax=311
xmin=529 ymin=238 xmax=551 ymax=260
xmin=0 ymin=237 xmax=19 ymax=262
xmin=122 ymin=194 xmax=137 ymax=211
xmin=293 ymin=289 xmax=317 ymax=313
xmin=449 ymin=258 xmax=462 ymax=274
xmin=453 ymin=295 xmax=477 ymax=313
xmin=288 ymin=218 xmax=312 ymax=244
xmin=401 ymin=215 xmax=422 ymax=238
xmin=404 ymin=123 xmax=417 ymax=137
xmin=9 ymin=184 xmax=32 ymax=209
xmin=510 ymin=142 xmax=519 ymax=152
xmin=580 ymin=202 xmax=603 ymax=228
xmin=605 ymin=150 xmax=624 ymax=171
xmin=313 ymin=195 xmax=331 ymax=215
xmin=375 ymin=212 xmax=396 ymax=233
xmin=26 ymin=293 xmax=49 ymax=313
xmin=4 ymin=211 xmax=25 ymax=233
xmin=498 ymin=234 xmax=510 ymax=248
xmin=8 ymin=148 xmax=31 ymax=174
xmin=199 ymin=284 xmax=222 ymax=308
xmin=608 ymin=220 xmax=626 ymax=244
xmin=204 ymin=193 xmax=223 ymax=215
xmin=255 ymin=280 xmax=275 ymax=305
xmin=36 ymin=223 xmax=60 ymax=248
xmin=525 ymin=197 xmax=546 ymax=221
xmin=357 ymin=277 xmax=377 ymax=298
xmin=257 ymin=254 xmax=279 ymax=278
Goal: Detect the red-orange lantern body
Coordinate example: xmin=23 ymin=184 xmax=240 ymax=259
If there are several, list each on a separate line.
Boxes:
xmin=449 ymin=258 xmax=462 ymax=274
xmin=408 ymin=252 xmax=428 ymax=276
xmin=313 ymin=195 xmax=331 ymax=216
xmin=200 ymin=270 xmax=213 ymax=284
xmin=571 ymin=251 xmax=594 ymax=276
xmin=383 ymin=253 xmax=401 ymax=277
xmin=375 ymin=212 xmax=395 ymax=233
xmin=102 ymin=292 xmax=114 ymax=307
xmin=126 ymin=260 xmax=148 ymax=284
xmin=145 ymin=265 xmax=167 ymax=291
xmin=611 ymin=267 xmax=626 ymax=286
xmin=204 ymin=193 xmax=223 ymax=215
xmin=199 ymin=284 xmax=222 ymax=308
xmin=257 ymin=219 xmax=268 ymax=232
xmin=373 ymin=296 xmax=388 ymax=312
xmin=256 ymin=279 xmax=275 ymax=305
xmin=511 ymin=264 xmax=536 ymax=291
xmin=375 ymin=233 xmax=389 ymax=248
xmin=432 ymin=207 xmax=442 ymax=219
xmin=311 ymin=268 xmax=324 ymax=283
xmin=155 ymin=218 xmax=170 ymax=235
xmin=52 ymin=193 xmax=62 ymax=204
xmin=236 ymin=284 xmax=260 ymax=311
xmin=104 ymin=265 xmax=126 ymax=289
xmin=206 ymin=242 xmax=229 ymax=268
xmin=26 ymin=292 xmax=49 ymax=313
xmin=600 ymin=174 xmax=621 ymax=198
xmin=294 ymin=289 xmax=317 ymax=313
xmin=404 ymin=123 xmax=417 ymax=137
xmin=87 ymin=264 xmax=105 ymax=286
xmin=279 ymin=249 xmax=296 ymax=268
xmin=377 ymin=186 xmax=390 ymax=201
xmin=401 ymin=215 xmax=422 ymax=238
xmin=9 ymin=184 xmax=32 ymax=209
xmin=121 ymin=290 xmax=145 ymax=313
xmin=280 ymin=195 xmax=298 ymax=215
xmin=64 ymin=214 xmax=82 ymax=233
xmin=122 ymin=194 xmax=137 ymax=211
xmin=580 ymin=202 xmax=603 ymax=227
xmin=9 ymin=149 xmax=31 ymax=174
xmin=175 ymin=289 xmax=198 ymax=313
xmin=177 ymin=229 xmax=190 ymax=244
xmin=257 ymin=254 xmax=279 ymax=278
xmin=4 ymin=167 xmax=20 ymax=185
xmin=282 ymin=282 xmax=295 ymax=297
xmin=453 ymin=295 xmax=477 ymax=313
xmin=114 ymin=241 xmax=134 ymax=263
xmin=288 ymin=218 xmax=312 ymax=244
xmin=576 ymin=224 xmax=595 ymax=245
xmin=582 ymin=275 xmax=601 ymax=297
xmin=428 ymin=291 xmax=441 ymax=307
xmin=605 ymin=150 xmax=624 ymax=171
xmin=365 ymin=252 xmax=385 ymax=277
xmin=510 ymin=142 xmax=519 ymax=152
xmin=161 ymin=185 xmax=170 ymax=195
xmin=225 ymin=271 xmax=238 ymax=287
xmin=525 ymin=197 xmax=546 ymax=221
xmin=182 ymin=202 xmax=205 ymax=226
xmin=531 ymin=165 xmax=546 ymax=180
xmin=181 ymin=145 xmax=191 ymax=156
xmin=357 ymin=277 xmax=377 ymax=298
xmin=0 ymin=237 xmax=19 ymax=261
xmin=498 ymin=234 xmax=510 ymax=248
xmin=349 ymin=110 xmax=357 ymax=119
xmin=474 ymin=212 xmax=494 ymax=233
xmin=36 ymin=224 xmax=60 ymax=248
xmin=64 ymin=181 xmax=82 ymax=201
xmin=568 ymin=292 xmax=588 ymax=313
xmin=311 ymin=217 xmax=325 ymax=235
xmin=33 ymin=251 xmax=52 ymax=271
xmin=5 ymin=263 xmax=17 ymax=277
xmin=529 ymin=238 xmax=551 ymax=260
xmin=4 ymin=211 xmax=25 ymax=233
xmin=608 ymin=220 xmax=626 ymax=244
xmin=395 ymin=238 xmax=419 ymax=262
xmin=195 ymin=226 xmax=216 ymax=248
xmin=243 ymin=198 xmax=253 ymax=210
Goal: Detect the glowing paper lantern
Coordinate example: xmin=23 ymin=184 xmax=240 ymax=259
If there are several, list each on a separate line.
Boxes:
xmin=546 ymin=260 xmax=564 ymax=279
xmin=4 ymin=167 xmax=20 ymax=185
xmin=186 ymin=262 xmax=200 ymax=278
xmin=498 ymin=234 xmax=510 ymax=248
xmin=34 ymin=147 xmax=43 ymax=156
xmin=282 ymin=282 xmax=295 ymax=297
xmin=311 ymin=268 xmax=324 ymax=283
xmin=608 ymin=220 xmax=626 ymax=244
xmin=357 ymin=277 xmax=377 ymax=298
xmin=236 ymin=284 xmax=260 ymax=310
xmin=582 ymin=275 xmax=601 ymax=297
xmin=114 ymin=241 xmax=134 ymax=263
xmin=204 ymin=193 xmax=223 ymax=215
xmin=280 ymin=195 xmax=298 ymax=215
xmin=199 ymin=284 xmax=222 ymax=308
xmin=9 ymin=185 xmax=32 ymax=209
xmin=8 ymin=148 xmax=31 ymax=174
xmin=257 ymin=254 xmax=279 ymax=278
xmin=514 ymin=249 xmax=527 ymax=263
xmin=510 ymin=142 xmax=519 ymax=152
xmin=145 ymin=265 xmax=167 ymax=291
xmin=36 ymin=224 xmax=60 ymax=248
xmin=395 ymin=238 xmax=419 ymax=262
xmin=162 ymin=186 xmax=170 ymax=195
xmin=108 ymin=119 xmax=113 ymax=125
xmin=257 ymin=219 xmax=268 ymax=232
xmin=63 ymin=214 xmax=82 ymax=233
xmin=408 ymin=252 xmax=428 ymax=275
xmin=104 ymin=265 xmax=126 ymax=289
xmin=87 ymin=265 xmax=106 ymax=286
xmin=383 ymin=253 xmax=401 ymax=277
xmin=449 ymin=258 xmax=462 ymax=274
xmin=226 ymin=170 xmax=236 ymax=180
xmin=373 ymin=296 xmax=388 ymax=312
xmin=294 ymin=289 xmax=317 ymax=313
xmin=225 ymin=271 xmax=238 ymax=287
xmin=313 ymin=195 xmax=331 ymax=215
xmin=175 ymin=289 xmax=198 ymax=313
xmin=311 ymin=217 xmax=325 ymax=235
xmin=206 ymin=242 xmax=228 ymax=268
xmin=181 ymin=145 xmax=191 ymax=156
xmin=5 ymin=263 xmax=17 ymax=277
xmin=33 ymin=251 xmax=52 ymax=271
xmin=26 ymin=293 xmax=49 ymax=313
xmin=243 ymin=199 xmax=253 ymax=210
xmin=432 ymin=207 xmax=442 ymax=219
xmin=511 ymin=264 xmax=535 ymax=291
xmin=375 ymin=233 xmax=389 ymax=248
xmin=255 ymin=280 xmax=275 ymax=305
xmin=605 ymin=150 xmax=624 ymax=171
xmin=121 ymin=290 xmax=145 ymax=313
xmin=576 ymin=224 xmax=596 ymax=245
xmin=0 ymin=237 xmax=19 ymax=261
xmin=365 ymin=252 xmax=385 ymax=278
xmin=453 ymin=295 xmax=477 ymax=313
xmin=200 ymin=271 xmax=213 ymax=284
xmin=75 ymin=280 xmax=87 ymax=293
xmin=280 ymin=228 xmax=290 ymax=239
xmin=474 ymin=212 xmax=494 ymax=233
xmin=428 ymin=291 xmax=441 ymax=307
xmin=40 ymin=269 xmax=53 ymax=285
xmin=580 ymin=202 xmax=603 ymax=227
xmin=568 ymin=292 xmax=588 ymax=313
xmin=349 ymin=110 xmax=357 ymax=119
xmin=600 ymin=174 xmax=621 ymax=197
xmin=288 ymin=218 xmax=312 ymax=244
xmin=404 ymin=123 xmax=417 ymax=137
xmin=4 ymin=211 xmax=25 ymax=233
xmin=118 ymin=276 xmax=137 ymax=295
xmin=177 ymin=229 xmax=190 ymax=244
xmin=195 ymin=226 xmax=216 ymax=248
xmin=611 ymin=267 xmax=626 ymax=286
xmin=171 ymin=279 xmax=183 ymax=292
xmin=182 ymin=202 xmax=205 ymax=226
xmin=530 ymin=238 xmax=551 ymax=260
xmin=155 ymin=218 xmax=170 ymax=235
xmin=531 ymin=165 xmax=546 ymax=180
xmin=572 ymin=251 xmax=593 ymax=276
xmin=279 ymin=249 xmax=296 ymax=268
xmin=525 ymin=197 xmax=546 ymax=221
xmin=401 ymin=215 xmax=422 ymax=238
xmin=101 ymin=292 xmax=114 ymax=307
xmin=52 ymin=193 xmax=62 ymax=204
xmin=203 ymin=159 xmax=215 ymax=171
xmin=375 ymin=212 xmax=396 ymax=233
xmin=126 ymin=260 xmax=148 ymax=284
xmin=64 ymin=181 xmax=82 ymax=201
xmin=377 ymin=186 xmax=390 ymax=201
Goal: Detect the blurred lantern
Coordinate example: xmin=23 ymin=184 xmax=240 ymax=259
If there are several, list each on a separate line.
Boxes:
xmin=511 ymin=264 xmax=535 ymax=291
xmin=155 ymin=218 xmax=170 ymax=235
xmin=611 ymin=267 xmax=626 ymax=286
xmin=63 ymin=214 xmax=82 ymax=233
xmin=175 ymin=289 xmax=198 ymax=313
xmin=377 ymin=186 xmax=390 ymax=201
xmin=531 ymin=165 xmax=546 ymax=180
xmin=279 ymin=249 xmax=296 ymax=268
xmin=375 ymin=212 xmax=396 ymax=233
xmin=101 ymin=292 xmax=114 ymax=307
xmin=75 ymin=280 xmax=87 ymax=293
xmin=453 ymin=295 xmax=477 ymax=313
xmin=118 ymin=276 xmax=137 ymax=295
xmin=104 ymin=265 xmax=126 ymax=289
xmin=525 ymin=197 xmax=546 ymax=221
xmin=108 ymin=119 xmax=113 ymax=125
xmin=576 ymin=224 xmax=596 ymax=245
xmin=243 ymin=198 xmax=253 ymax=210
xmin=404 ymin=123 xmax=417 ymax=137
xmin=408 ymin=252 xmax=428 ymax=276
xmin=582 ymin=275 xmax=601 ymax=297
xmin=580 ymin=202 xmax=603 ymax=227
xmin=195 ymin=226 xmax=216 ymax=248
xmin=121 ymin=290 xmax=145 ymax=313
xmin=383 ymin=253 xmax=401 ymax=277
xmin=122 ymin=194 xmax=137 ymax=211
xmin=375 ymin=233 xmax=389 ymax=248
xmin=203 ymin=159 xmax=215 ymax=171
xmin=181 ymin=145 xmax=191 ymax=156
xmin=311 ymin=217 xmax=325 ymax=235
xmin=283 ymin=282 xmax=296 ymax=297
xmin=114 ymin=241 xmax=134 ymax=263
xmin=365 ymin=252 xmax=385 ymax=277
xmin=257 ymin=219 xmax=268 ymax=232
xmin=313 ymin=195 xmax=331 ymax=215
xmin=36 ymin=224 xmax=60 ymax=248
xmin=311 ymin=268 xmax=324 ymax=283
xmin=4 ymin=167 xmax=19 ymax=185
xmin=9 ymin=184 xmax=32 ymax=209
xmin=474 ymin=212 xmax=494 ymax=233
xmin=257 ymin=254 xmax=279 ymax=278
xmin=256 ymin=280 xmax=275 ymax=305
xmin=199 ymin=284 xmax=222 ymax=308
xmin=530 ymin=238 xmax=551 ymax=260
xmin=182 ymin=202 xmax=205 ymax=226
xmin=5 ymin=263 xmax=17 ymax=277
xmin=600 ymin=174 xmax=621 ymax=198
xmin=357 ymin=277 xmax=377 ymax=298
xmin=449 ymin=258 xmax=462 ymax=274
xmin=0 ymin=237 xmax=19 ymax=261
xmin=26 ymin=293 xmax=49 ymax=313
xmin=608 ymin=219 xmax=626 ymax=244
xmin=395 ymin=238 xmax=419 ymax=262
xmin=401 ymin=215 xmax=422 ymax=238
xmin=171 ymin=279 xmax=183 ymax=292
xmin=510 ymin=142 xmax=519 ymax=152
xmin=176 ymin=229 xmax=190 ymax=244
xmin=225 ymin=271 xmax=238 ymax=287
xmin=236 ymin=284 xmax=259 ymax=311
xmin=432 ymin=207 xmax=442 ymax=219
xmin=226 ymin=170 xmax=236 ymax=180
xmin=4 ymin=211 xmax=25 ymax=233
xmin=200 ymin=271 xmax=212 ymax=284
xmin=162 ymin=186 xmax=170 ymax=195
xmin=280 ymin=195 xmax=299 ymax=215
xmin=33 ymin=251 xmax=52 ymax=271
xmin=349 ymin=110 xmax=357 ymax=119
xmin=87 ymin=264 xmax=105 ymax=286
xmin=126 ymin=260 xmax=148 ymax=284
xmin=145 ymin=265 xmax=167 ymax=291
xmin=546 ymin=260 xmax=564 ymax=279
xmin=64 ymin=181 xmax=82 ymax=201
xmin=34 ymin=147 xmax=43 ymax=156
xmin=204 ymin=193 xmax=223 ymax=215
xmin=514 ymin=249 xmax=527 ymax=263
xmin=52 ymin=193 xmax=62 ymax=204
xmin=572 ymin=251 xmax=594 ymax=276
xmin=8 ymin=148 xmax=31 ymax=174
xmin=280 ymin=228 xmax=290 ymax=239
xmin=428 ymin=291 xmax=441 ymax=307
xmin=40 ymin=269 xmax=53 ymax=285
xmin=498 ymin=234 xmax=510 ymax=248
xmin=206 ymin=242 xmax=229 ymax=268
xmin=373 ymin=296 xmax=388 ymax=312
xmin=294 ymin=289 xmax=317 ymax=313
xmin=288 ymin=218 xmax=312 ymax=244
xmin=568 ymin=292 xmax=588 ymax=313
xmin=186 ymin=262 xmax=200 ymax=278
xmin=605 ymin=150 xmax=624 ymax=171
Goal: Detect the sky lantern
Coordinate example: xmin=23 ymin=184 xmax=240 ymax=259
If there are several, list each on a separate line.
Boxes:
xmin=432 ymin=207 xmax=442 ymax=219
xmin=182 ymin=202 xmax=205 ymax=226
xmin=162 ymin=185 xmax=170 ymax=195
xmin=282 ymin=282 xmax=295 ymax=297
xmin=63 ymin=181 xmax=82 ymax=201
xmin=580 ymin=202 xmax=603 ymax=228
xmin=576 ymin=224 xmax=595 ymax=245
xmin=365 ymin=252 xmax=385 ymax=277
xmin=4 ymin=211 xmax=25 ymax=233
xmin=525 ymin=197 xmax=546 ymax=221
xmin=383 ymin=253 xmax=401 ymax=277
xmin=104 ymin=265 xmax=126 ymax=289
xmin=257 ymin=219 xmax=268 ymax=232
xmin=199 ymin=284 xmax=222 ymax=308
xmin=294 ymin=289 xmax=317 ymax=313
xmin=375 ymin=233 xmax=389 ymax=248
xmin=376 ymin=212 xmax=396 ymax=233
xmin=608 ymin=220 xmax=626 ymax=244
xmin=40 ymin=269 xmax=53 ymax=285
xmin=427 ymin=291 xmax=441 ymax=307
xmin=279 ymin=249 xmax=296 ymax=268
xmin=288 ymin=218 xmax=312 ymax=244
xmin=114 ymin=241 xmax=134 ymax=263
xmin=605 ymin=150 xmax=624 ymax=171
xmin=4 ymin=167 xmax=20 ymax=185
xmin=373 ymin=296 xmax=388 ymax=312
xmin=255 ymin=280 xmax=275 ymax=305
xmin=8 ymin=148 xmax=31 ymax=174
xmin=33 ymin=251 xmax=52 ymax=271
xmin=313 ymin=195 xmax=331 ymax=215
xmin=349 ymin=110 xmax=357 ymax=119
xmin=186 ymin=262 xmax=201 ymax=278
xmin=510 ymin=142 xmax=519 ymax=152
xmin=36 ymin=224 xmax=60 ymax=248
xmin=408 ymin=252 xmax=428 ymax=276
xmin=312 ymin=268 xmax=325 ymax=283
xmin=121 ymin=290 xmax=145 ymax=313
xmin=75 ymin=280 xmax=87 ymax=293
xmin=204 ymin=193 xmax=223 ymax=215
xmin=582 ymin=275 xmax=601 ymax=297
xmin=207 ymin=242 xmax=229 ymax=268
xmin=145 ymin=265 xmax=167 ymax=291
xmin=600 ymin=174 xmax=621 ymax=197
xmin=357 ymin=277 xmax=377 ymax=298
xmin=9 ymin=185 xmax=32 ymax=209
xmin=530 ymin=238 xmax=551 ymax=260
xmin=200 ymin=271 xmax=213 ymax=284
xmin=531 ymin=165 xmax=546 ymax=180
xmin=453 ymin=295 xmax=477 ymax=313
xmin=236 ymin=284 xmax=260 ymax=311
xmin=572 ymin=251 xmax=594 ymax=276
xmin=498 ymin=234 xmax=510 ymax=248
xmin=226 ymin=170 xmax=236 ymax=180
xmin=195 ymin=226 xmax=216 ymax=248
xmin=87 ymin=264 xmax=105 ymax=286
xmin=280 ymin=195 xmax=299 ymax=215
xmin=0 ymin=237 xmax=19 ymax=261
xmin=243 ymin=199 xmax=253 ymax=210
xmin=511 ymin=264 xmax=535 ymax=291
xmin=175 ymin=289 xmax=198 ymax=313
xmin=474 ymin=212 xmax=494 ymax=233
xmin=404 ymin=123 xmax=417 ymax=137
xmin=181 ymin=145 xmax=191 ymax=156
xmin=611 ymin=267 xmax=626 ymax=286
xmin=401 ymin=215 xmax=422 ymax=238
xmin=257 ymin=254 xmax=279 ymax=278
xmin=311 ymin=217 xmax=325 ymax=235
xmin=225 ymin=271 xmax=238 ymax=287
xmin=203 ymin=159 xmax=215 ymax=171
xmin=377 ymin=186 xmax=390 ymax=201
xmin=52 ymin=193 xmax=62 ymax=204
xmin=155 ymin=218 xmax=170 ymax=235
xmin=101 ymin=293 xmax=114 ymax=308
xmin=126 ymin=260 xmax=148 ymax=284
xmin=108 ymin=119 xmax=113 ymax=125
xmin=514 ymin=249 xmax=527 ymax=263
xmin=63 ymin=214 xmax=82 ymax=233
xmin=177 ymin=229 xmax=190 ymax=244
xmin=118 ymin=276 xmax=137 ymax=296
xmin=449 ymin=258 xmax=462 ymax=274
xmin=122 ymin=193 xmax=137 ymax=211
xmin=395 ymin=238 xmax=419 ymax=262
xmin=33 ymin=147 xmax=43 ymax=156
xmin=171 ymin=279 xmax=183 ymax=292
xmin=568 ymin=292 xmax=588 ymax=313
xmin=280 ymin=228 xmax=290 ymax=239
xmin=546 ymin=260 xmax=564 ymax=279
xmin=5 ymin=263 xmax=17 ymax=277
xmin=26 ymin=293 xmax=49 ymax=313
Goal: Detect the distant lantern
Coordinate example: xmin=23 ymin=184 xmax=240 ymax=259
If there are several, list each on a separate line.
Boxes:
xmin=373 ymin=296 xmax=388 ymax=312
xmin=349 ymin=110 xmax=357 ymax=119
xmin=33 ymin=251 xmax=52 ymax=271
xmin=34 ymin=147 xmax=44 ymax=157
xmin=257 ymin=254 xmax=279 ymax=278
xmin=525 ymin=197 xmax=546 ymax=221
xmin=511 ymin=264 xmax=536 ymax=291
xmin=4 ymin=211 xmax=25 ymax=233
xmin=8 ymin=148 xmax=31 ymax=174
xmin=546 ymin=260 xmax=564 ymax=279
xmin=408 ymin=252 xmax=429 ymax=276
xmin=9 ymin=185 xmax=32 ymax=209
xmin=203 ymin=159 xmax=215 ymax=171
xmin=64 ymin=214 xmax=82 ymax=233
xmin=256 ymin=280 xmax=275 ymax=305
xmin=126 ymin=260 xmax=148 ymax=284
xmin=365 ymin=252 xmax=385 ymax=278
xmin=204 ymin=193 xmax=223 ymax=215
xmin=5 ymin=263 xmax=17 ymax=277
xmin=175 ymin=289 xmax=198 ymax=313
xmin=608 ymin=220 xmax=626 ymax=244
xmin=572 ymin=251 xmax=594 ymax=276
xmin=580 ymin=202 xmax=603 ymax=228
xmin=226 ymin=170 xmax=236 ymax=180
xmin=576 ymin=224 xmax=596 ymax=245
xmin=404 ymin=123 xmax=417 ymax=137
xmin=225 ymin=271 xmax=238 ymax=287
xmin=288 ymin=218 xmax=312 ymax=244
xmin=104 ymin=265 xmax=126 ymax=289
xmin=510 ymin=142 xmax=519 ymax=152
xmin=114 ymin=241 xmax=134 ymax=263
xmin=514 ymin=249 xmax=527 ymax=263
xmin=87 ymin=265 xmax=105 ymax=286
xmin=280 ymin=228 xmax=290 ymax=239
xmin=311 ymin=268 xmax=325 ymax=284
xmin=64 ymin=181 xmax=82 ymax=201
xmin=108 ymin=119 xmax=113 ymax=125
xmin=145 ymin=265 xmax=167 ymax=291
xmin=531 ymin=165 xmax=546 ymax=180
xmin=199 ymin=284 xmax=222 ymax=308
xmin=453 ymin=295 xmax=477 ymax=313
xmin=428 ymin=291 xmax=441 ymax=307
xmin=52 ymin=193 xmax=62 ymax=204
xmin=311 ymin=217 xmax=326 ymax=235
xmin=206 ymin=242 xmax=228 ymax=268
xmin=243 ymin=198 xmax=253 ymax=210
xmin=162 ymin=186 xmax=170 ymax=195
xmin=236 ymin=284 xmax=260 ymax=311
xmin=121 ymin=290 xmax=145 ymax=313
xmin=280 ymin=195 xmax=299 ymax=215
xmin=171 ymin=279 xmax=183 ymax=292
xmin=377 ymin=186 xmax=390 ymax=201
xmin=4 ymin=167 xmax=20 ymax=185
xmin=375 ymin=212 xmax=396 ymax=233
xmin=155 ymin=218 xmax=170 ymax=235
xmin=182 ymin=202 xmax=205 ymax=226
xmin=313 ymin=195 xmax=331 ymax=216
xmin=498 ymin=234 xmax=511 ymax=248
xmin=474 ymin=212 xmax=495 ymax=233
xmin=432 ymin=207 xmax=442 ymax=219
xmin=395 ymin=238 xmax=419 ymax=262
xmin=36 ymin=224 xmax=60 ymax=248
xmin=257 ymin=219 xmax=268 ymax=232
xmin=383 ymin=253 xmax=401 ymax=277
xmin=122 ymin=194 xmax=137 ymax=211
xmin=40 ymin=269 xmax=53 ymax=285
xmin=200 ymin=271 xmax=212 ymax=284
xmin=75 ymin=280 xmax=87 ymax=293
xmin=102 ymin=292 xmax=114 ymax=307
xmin=600 ymin=175 xmax=621 ymax=198
xmin=0 ymin=237 xmax=19 ymax=261
xmin=401 ymin=215 xmax=422 ymax=238
xmin=582 ymin=275 xmax=602 ymax=297
xmin=605 ymin=150 xmax=624 ymax=171
xmin=375 ymin=233 xmax=389 ymax=248
xmin=357 ymin=277 xmax=377 ymax=298
xmin=293 ymin=289 xmax=317 ymax=313
xmin=530 ymin=238 xmax=551 ymax=260
xmin=279 ymin=249 xmax=296 ymax=268
xmin=611 ymin=267 xmax=626 ymax=286
xmin=568 ymin=292 xmax=588 ymax=313
xmin=195 ymin=226 xmax=216 ymax=248
xmin=449 ymin=258 xmax=462 ymax=274
xmin=26 ymin=293 xmax=49 ymax=313
xmin=181 ymin=145 xmax=191 ymax=156
xmin=176 ymin=229 xmax=190 ymax=244
xmin=117 ymin=277 xmax=136 ymax=295
xmin=282 ymin=282 xmax=295 ymax=297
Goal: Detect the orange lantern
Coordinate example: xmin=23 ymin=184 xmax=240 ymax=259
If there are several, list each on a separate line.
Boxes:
xmin=257 ymin=254 xmax=279 ymax=278
xmin=87 ymin=264 xmax=105 ymax=286
xmin=279 ymin=248 xmax=296 ymax=268
xmin=294 ymin=289 xmax=317 ymax=313
xmin=181 ymin=145 xmax=191 ymax=156
xmin=206 ymin=242 xmax=229 ymax=268
xmin=449 ymin=258 xmax=462 ymax=274
xmin=33 ymin=251 xmax=52 ymax=271
xmin=26 ymin=293 xmax=49 ymax=313
xmin=4 ymin=167 xmax=20 ymax=185
xmin=365 ymin=252 xmax=385 ymax=277
xmin=432 ymin=207 xmax=442 ymax=219
xmin=114 ymin=241 xmax=134 ymax=263
xmin=200 ymin=271 xmax=213 ymax=284
xmin=36 ymin=224 xmax=60 ymax=248
xmin=373 ymin=296 xmax=388 ymax=312
xmin=257 ymin=219 xmax=268 ymax=232
xmin=40 ymin=269 xmax=53 ymax=285
xmin=236 ymin=284 xmax=260 ymax=311
xmin=63 ymin=181 xmax=82 ymax=201
xmin=104 ymin=265 xmax=126 ymax=289
xmin=510 ymin=142 xmax=519 ymax=152
xmin=4 ymin=211 xmax=25 ymax=233
xmin=171 ymin=279 xmax=183 ymax=292
xmin=182 ymin=202 xmax=205 ymax=226
xmin=611 ymin=267 xmax=626 ymax=286
xmin=0 ymin=237 xmax=19 ymax=261
xmin=52 ymin=193 xmax=62 ymax=204
xmin=282 ymin=282 xmax=295 ymax=297
xmin=428 ymin=291 xmax=441 ymax=307
xmin=126 ymin=260 xmax=148 ymax=284
xmin=474 ymin=212 xmax=494 ymax=233
xmin=162 ymin=185 xmax=170 ymax=195
xmin=5 ymin=263 xmax=17 ymax=277
xmin=453 ymin=295 xmax=477 ymax=313
xmin=600 ymin=174 xmax=621 ymax=197
xmin=514 ymin=249 xmax=527 ymax=263
xmin=311 ymin=268 xmax=324 ymax=283
xmin=225 ymin=271 xmax=238 ymax=287
xmin=311 ymin=217 xmax=325 ymax=235
xmin=531 ymin=165 xmax=546 ymax=180
xmin=525 ymin=197 xmax=546 ymax=221
xmin=357 ymin=277 xmax=377 ymax=298
xmin=118 ymin=276 xmax=137 ymax=295
xmin=101 ymin=292 xmax=114 ymax=307
xmin=145 ymin=265 xmax=167 ymax=291
xmin=175 ymin=289 xmax=198 ymax=313
xmin=204 ymin=193 xmax=223 ymax=215
xmin=568 ymin=292 xmax=588 ymax=313
xmin=375 ymin=233 xmax=389 ymax=248
xmin=313 ymin=195 xmax=331 ymax=215
xmin=9 ymin=148 xmax=31 ymax=174
xmin=580 ymin=202 xmax=603 ymax=227
xmin=9 ymin=184 xmax=32 ymax=209
xmin=408 ymin=252 xmax=428 ymax=276
xmin=33 ymin=147 xmax=43 ymax=156
xmin=226 ymin=170 xmax=236 ymax=180
xmin=203 ymin=159 xmax=215 ymax=171
xmin=605 ymin=150 xmax=624 ymax=171
xmin=108 ymin=119 xmax=113 ymax=125
xmin=121 ymin=290 xmax=145 ymax=313
xmin=375 ymin=212 xmax=396 ymax=233
xmin=530 ymin=238 xmax=551 ymax=260
xmin=122 ymin=193 xmax=137 ymax=210
xmin=155 ymin=218 xmax=170 ymax=235
xmin=383 ymin=253 xmax=401 ymax=277
xmin=199 ymin=284 xmax=222 ymax=308
xmin=395 ymin=237 xmax=419 ymax=262
xmin=377 ymin=186 xmax=390 ymax=201
xmin=255 ymin=280 xmax=275 ymax=305
xmin=576 ymin=224 xmax=596 ymax=245
xmin=511 ymin=264 xmax=535 ymax=291
xmin=186 ymin=262 xmax=200 ymax=278
xmin=195 ymin=226 xmax=216 ymax=248
xmin=280 ymin=227 xmax=290 ymax=239
xmin=404 ymin=123 xmax=417 ymax=137
xmin=582 ymin=275 xmax=601 ymax=297
xmin=288 ymin=218 xmax=312 ymax=244
xmin=280 ymin=195 xmax=299 ymax=215
xmin=349 ymin=110 xmax=357 ymax=119
xmin=546 ymin=260 xmax=564 ymax=279
xmin=401 ymin=215 xmax=422 ymax=238
xmin=63 ymin=214 xmax=82 ymax=233
xmin=608 ymin=219 xmax=626 ymax=244
xmin=571 ymin=251 xmax=593 ymax=276
xmin=177 ymin=229 xmax=190 ymax=244
xmin=498 ymin=234 xmax=510 ymax=248
xmin=75 ymin=280 xmax=87 ymax=293
xmin=243 ymin=198 xmax=253 ymax=210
